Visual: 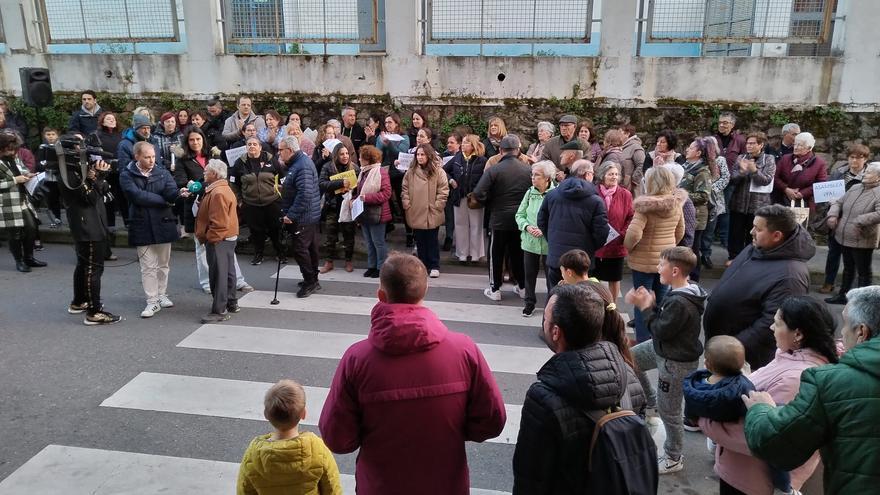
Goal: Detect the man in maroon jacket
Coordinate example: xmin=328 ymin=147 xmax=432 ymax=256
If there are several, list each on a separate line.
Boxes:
xmin=319 ymin=252 xmax=506 ymax=495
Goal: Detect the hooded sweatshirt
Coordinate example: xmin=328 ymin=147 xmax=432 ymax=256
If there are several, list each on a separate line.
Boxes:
xmin=236 ymin=431 xmax=342 ymax=495
xmin=643 ymin=282 xmax=708 ymax=362
xmin=537 ymin=177 xmax=610 ymax=267
xmin=318 ymin=302 xmax=506 ymax=495
xmin=704 ymin=225 xmax=815 ymax=368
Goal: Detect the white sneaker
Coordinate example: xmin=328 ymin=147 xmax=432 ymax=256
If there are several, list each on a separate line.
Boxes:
xmin=483 ymin=287 xmax=502 ymax=301
xmin=158 ymin=295 xmax=174 ymax=308
xmin=658 ymin=455 xmax=684 ymax=475
xmin=511 ymin=285 xmax=526 ymax=299
xmin=429 ymin=269 xmax=440 ymax=278
xmin=645 ymin=406 xmax=663 ymax=427
xmin=707 ymin=437 xmax=717 ymax=454
xmin=237 ymin=284 xmax=255 ymax=293
xmin=141 ymin=303 xmax=162 ymax=318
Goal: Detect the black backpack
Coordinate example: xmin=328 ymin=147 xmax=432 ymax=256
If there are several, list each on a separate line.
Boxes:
xmin=584 ymin=358 xmax=659 ymax=495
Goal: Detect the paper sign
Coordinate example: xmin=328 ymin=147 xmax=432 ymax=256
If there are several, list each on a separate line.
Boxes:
xmin=329 ymin=169 xmax=357 ymax=195
xmin=397 ymin=152 xmax=414 ymax=171
xmin=303 ymin=127 xmax=318 ymax=143
xmin=813 ymin=180 xmax=846 ymax=203
xmin=749 ymin=177 xmax=774 ymax=194
xmin=604 ymin=225 xmax=620 ymax=246
xmin=323 ymin=138 xmax=342 ymax=152
xmin=224 ymin=145 xmax=247 ymax=165
xmin=442 ymin=156 xmax=454 ymax=166
xmin=351 ymin=195 xmax=365 ymax=220
xmin=24 ymin=172 xmax=45 ymax=196
xmin=383 ymin=133 xmax=405 ymax=143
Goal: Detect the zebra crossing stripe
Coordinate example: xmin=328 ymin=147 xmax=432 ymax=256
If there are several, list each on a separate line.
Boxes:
xmin=275 ymin=265 xmax=549 ymax=293
xmin=237 ymin=291 xmax=541 ymax=327
xmin=100 ymin=372 xmax=522 ymax=445
xmin=178 ymin=324 xmax=552 ymax=375
xmin=0 ymin=444 xmax=510 ymax=495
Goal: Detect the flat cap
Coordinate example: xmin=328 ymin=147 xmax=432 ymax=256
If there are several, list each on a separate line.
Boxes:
xmin=558 ymin=114 xmax=578 ymax=124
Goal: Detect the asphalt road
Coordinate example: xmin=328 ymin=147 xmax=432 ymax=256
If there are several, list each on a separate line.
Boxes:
xmin=0 ymin=242 xmax=826 ymax=494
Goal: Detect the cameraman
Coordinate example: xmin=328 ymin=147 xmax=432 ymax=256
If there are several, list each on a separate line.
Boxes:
xmin=58 ymin=139 xmax=121 ymax=325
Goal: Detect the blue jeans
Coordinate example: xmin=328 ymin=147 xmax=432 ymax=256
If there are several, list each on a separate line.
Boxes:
xmin=715 ymin=186 xmax=735 ymax=247
xmin=632 ymin=270 xmax=669 ymax=342
xmin=413 ymin=227 xmax=440 ymax=270
xmin=701 ymin=217 xmax=717 ymax=258
xmin=361 ymin=222 xmax=388 ymax=270
xmin=823 ymin=234 xmax=842 ymax=286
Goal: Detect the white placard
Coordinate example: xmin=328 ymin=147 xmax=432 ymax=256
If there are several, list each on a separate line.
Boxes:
xmin=322 ymin=138 xmax=341 ymax=152
xmin=604 ymin=225 xmax=620 ymax=246
xmin=224 ymin=145 xmax=247 ymax=165
xmin=303 ymin=127 xmax=318 ymax=143
xmin=397 ymin=152 xmax=414 ymax=171
xmin=442 ymin=155 xmax=454 ymax=166
xmin=813 ymin=180 xmax=846 ymax=203
xmin=749 ymin=177 xmax=774 ymax=194
xmin=24 ymin=172 xmax=46 ymax=196
xmin=351 ymin=195 xmax=365 ymax=219
xmin=383 ymin=133 xmax=405 ymax=143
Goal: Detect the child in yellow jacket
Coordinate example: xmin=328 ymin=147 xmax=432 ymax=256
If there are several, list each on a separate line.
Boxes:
xmin=237 ymin=379 xmax=342 ymax=495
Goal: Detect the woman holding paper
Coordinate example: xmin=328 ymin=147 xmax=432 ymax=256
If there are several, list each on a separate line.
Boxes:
xmin=726 ymin=132 xmax=776 ymax=263
xmin=824 ymin=161 xmax=880 ymax=305
xmin=591 ymin=162 xmax=634 ymax=300
xmin=377 ymin=113 xmax=412 ymax=245
xmin=402 ymin=144 xmax=449 ymax=278
xmin=311 ymin=124 xmax=338 ymax=177
xmin=355 ymin=145 xmax=393 ymax=278
xmin=318 ymin=143 xmax=360 ymax=273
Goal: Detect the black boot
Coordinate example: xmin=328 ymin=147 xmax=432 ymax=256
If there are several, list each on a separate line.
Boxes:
xmin=22 ymin=237 xmax=46 ymax=267
xmin=24 ymin=258 xmax=47 ymax=267
xmin=9 ymin=240 xmax=30 ymax=272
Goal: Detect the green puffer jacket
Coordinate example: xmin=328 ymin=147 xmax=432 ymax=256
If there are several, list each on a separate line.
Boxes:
xmin=679 ymin=160 xmax=712 ymax=230
xmin=744 ymin=338 xmax=880 ymax=494
xmin=515 ymin=184 xmax=555 ymax=255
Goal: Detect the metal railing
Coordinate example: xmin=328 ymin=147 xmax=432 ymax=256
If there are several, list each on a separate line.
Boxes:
xmin=221 ymin=0 xmax=378 ymax=53
xmin=645 ymin=0 xmax=835 ymax=44
xmin=38 ymin=0 xmax=180 ymax=44
xmin=426 ymin=0 xmax=594 ymax=44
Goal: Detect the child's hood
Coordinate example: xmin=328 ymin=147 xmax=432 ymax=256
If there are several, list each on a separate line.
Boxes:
xmin=670 ymin=283 xmax=708 ymax=305
xmin=245 ymin=431 xmax=326 ymax=481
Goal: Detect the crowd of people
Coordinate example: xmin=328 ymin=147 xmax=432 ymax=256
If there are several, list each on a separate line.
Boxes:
xmin=2 ymin=92 xmax=880 ymax=493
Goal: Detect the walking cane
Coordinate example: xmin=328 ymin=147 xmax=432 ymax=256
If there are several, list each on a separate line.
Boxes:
xmin=270 ymin=218 xmax=287 ymax=305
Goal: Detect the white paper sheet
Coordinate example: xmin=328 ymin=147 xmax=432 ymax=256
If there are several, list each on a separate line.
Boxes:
xmin=224 ymin=145 xmax=247 ymax=165
xmin=323 ymin=138 xmax=342 ymax=152
xmin=397 ymin=152 xmax=414 ymax=171
xmin=24 ymin=172 xmax=45 ymax=196
xmin=604 ymin=225 xmax=620 ymax=246
xmin=351 ymin=195 xmax=365 ymax=219
xmin=813 ymin=180 xmax=846 ymax=203
xmin=383 ymin=133 xmax=405 ymax=143
xmin=749 ymin=177 xmax=774 ymax=194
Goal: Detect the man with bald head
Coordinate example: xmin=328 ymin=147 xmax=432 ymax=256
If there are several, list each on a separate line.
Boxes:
xmin=319 ymin=252 xmax=506 ymax=495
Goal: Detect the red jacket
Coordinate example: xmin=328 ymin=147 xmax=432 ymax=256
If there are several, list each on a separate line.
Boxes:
xmin=595 ymin=186 xmax=634 ymax=259
xmin=318 ymin=302 xmax=506 ymax=495
xmin=772 ymin=152 xmax=828 ymax=210
xmin=355 ymin=166 xmax=392 ymax=224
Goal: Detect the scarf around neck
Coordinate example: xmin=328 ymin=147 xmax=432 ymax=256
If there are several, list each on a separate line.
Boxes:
xmin=599 ymin=184 xmax=618 ymax=210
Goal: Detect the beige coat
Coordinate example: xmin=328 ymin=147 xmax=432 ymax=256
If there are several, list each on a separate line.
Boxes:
xmin=829 ymin=182 xmax=880 ymax=249
xmin=402 ymin=165 xmax=449 ymax=230
xmin=624 ymin=189 xmax=687 ymax=273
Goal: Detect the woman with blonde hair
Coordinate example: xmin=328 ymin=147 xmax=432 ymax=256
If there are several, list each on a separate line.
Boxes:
xmin=624 ymin=166 xmax=687 ymax=342
xmin=483 ymin=117 xmax=508 ymax=158
xmin=402 ymin=143 xmax=449 ymax=277
xmin=447 ymin=134 xmax=487 ymax=263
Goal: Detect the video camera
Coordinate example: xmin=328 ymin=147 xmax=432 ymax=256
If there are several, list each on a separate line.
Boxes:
xmin=39 ymin=135 xmax=117 ymax=172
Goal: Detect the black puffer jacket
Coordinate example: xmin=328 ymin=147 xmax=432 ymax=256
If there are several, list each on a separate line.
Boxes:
xmin=445 ymin=151 xmax=486 ymax=207
xmin=470 ymin=154 xmax=531 ymax=231
xmin=704 ymin=224 xmax=816 ymax=368
xmin=513 ymin=341 xmax=649 ymax=494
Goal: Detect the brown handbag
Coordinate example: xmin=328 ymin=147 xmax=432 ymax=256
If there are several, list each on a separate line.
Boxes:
xmin=466 ymin=192 xmax=482 ymax=209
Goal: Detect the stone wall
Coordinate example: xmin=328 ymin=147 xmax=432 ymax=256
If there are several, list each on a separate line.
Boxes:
xmin=5 ymin=92 xmax=878 ymax=166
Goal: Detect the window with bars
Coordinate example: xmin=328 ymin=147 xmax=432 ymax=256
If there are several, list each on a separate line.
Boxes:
xmin=38 ymin=0 xmax=180 ymax=43
xmin=646 ymin=0 xmax=835 ymax=45
xmin=221 ymin=0 xmax=378 ymax=54
xmin=426 ymin=0 xmax=594 ymax=44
